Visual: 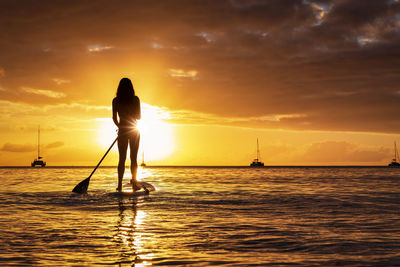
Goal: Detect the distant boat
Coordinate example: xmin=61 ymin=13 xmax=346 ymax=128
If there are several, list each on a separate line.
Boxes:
xmin=388 ymin=141 xmax=400 ymax=167
xmin=250 ymin=138 xmax=264 ymax=167
xmin=140 ymin=150 xmax=146 ymax=167
xmin=31 ymin=126 xmax=46 ymax=167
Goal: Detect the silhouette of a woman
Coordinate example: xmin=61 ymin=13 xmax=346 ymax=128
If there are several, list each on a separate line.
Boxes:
xmin=112 ymin=78 xmax=141 ymax=192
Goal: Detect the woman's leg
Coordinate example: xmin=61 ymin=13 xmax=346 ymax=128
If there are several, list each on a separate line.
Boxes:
xmin=129 ymin=130 xmax=140 ymax=191
xmin=117 ymin=135 xmax=128 ymax=191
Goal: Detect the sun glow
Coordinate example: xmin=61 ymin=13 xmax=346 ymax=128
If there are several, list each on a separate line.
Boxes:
xmin=97 ymin=118 xmax=118 ymax=149
xmin=97 ymin=103 xmax=175 ymax=162
xmin=137 ymin=104 xmax=175 ymax=162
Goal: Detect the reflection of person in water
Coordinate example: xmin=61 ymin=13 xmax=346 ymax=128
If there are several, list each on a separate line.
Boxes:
xmin=114 ymin=197 xmax=142 ymax=264
xmin=112 ymin=78 xmax=141 ymax=192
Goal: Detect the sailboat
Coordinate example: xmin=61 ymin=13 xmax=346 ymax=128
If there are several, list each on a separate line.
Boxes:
xmin=31 ymin=126 xmax=46 ymax=167
xmin=388 ymin=141 xmax=400 ymax=167
xmin=250 ymin=138 xmax=264 ymax=167
xmin=140 ymin=150 xmax=146 ymax=167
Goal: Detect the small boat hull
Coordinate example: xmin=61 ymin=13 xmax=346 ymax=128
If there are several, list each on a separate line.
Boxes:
xmin=388 ymin=161 xmax=400 ymax=167
xmin=31 ymin=160 xmax=46 ymax=167
xmin=250 ymin=161 xmax=264 ymax=167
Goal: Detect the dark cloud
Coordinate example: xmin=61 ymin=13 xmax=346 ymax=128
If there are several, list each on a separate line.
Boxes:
xmin=324 ymin=0 xmax=400 ymax=28
xmin=0 ymin=143 xmax=35 ymax=152
xmin=0 ymin=0 xmax=400 ymax=133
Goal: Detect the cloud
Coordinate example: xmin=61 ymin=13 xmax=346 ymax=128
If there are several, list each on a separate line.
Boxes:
xmin=0 ymin=100 xmax=111 ymax=131
xmin=309 ymin=2 xmax=331 ymax=24
xmin=167 ymin=108 xmax=306 ymax=127
xmin=0 ymin=143 xmax=35 ymax=152
xmin=0 ymin=100 xmax=110 ymax=114
xmin=357 ymin=36 xmax=379 ymax=47
xmin=21 ymin=87 xmax=66 ymax=98
xmin=168 ymin=69 xmax=198 ymax=78
xmin=259 ymin=141 xmax=391 ymax=165
xmin=151 ymin=42 xmax=164 ymax=49
xmin=196 ymin=32 xmax=215 ymax=43
xmin=87 ymin=45 xmax=113 ymax=52
xmin=1 ymin=0 xmax=400 ymax=134
xmin=53 ymin=78 xmax=71 ymax=85
xmin=302 ymin=141 xmax=390 ymax=163
xmin=45 ymin=141 xmax=64 ymax=149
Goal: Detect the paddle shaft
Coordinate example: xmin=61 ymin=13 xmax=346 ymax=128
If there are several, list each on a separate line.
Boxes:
xmin=87 ymin=136 xmax=118 ymax=180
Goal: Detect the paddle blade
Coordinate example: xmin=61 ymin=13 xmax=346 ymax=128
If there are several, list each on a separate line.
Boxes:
xmin=72 ymin=177 xmax=90 ymax=194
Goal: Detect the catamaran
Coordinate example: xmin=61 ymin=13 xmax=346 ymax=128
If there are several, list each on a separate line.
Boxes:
xmin=250 ymin=138 xmax=264 ymax=167
xmin=31 ymin=126 xmax=46 ymax=167
xmin=388 ymin=141 xmax=400 ymax=167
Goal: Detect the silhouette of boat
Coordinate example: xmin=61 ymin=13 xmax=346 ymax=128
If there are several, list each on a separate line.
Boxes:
xmin=31 ymin=126 xmax=46 ymax=167
xmin=250 ymin=138 xmax=264 ymax=167
xmin=140 ymin=150 xmax=146 ymax=167
xmin=388 ymin=141 xmax=400 ymax=167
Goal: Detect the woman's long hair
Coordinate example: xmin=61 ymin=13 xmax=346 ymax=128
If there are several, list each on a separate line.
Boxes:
xmin=116 ymin=78 xmax=135 ymax=104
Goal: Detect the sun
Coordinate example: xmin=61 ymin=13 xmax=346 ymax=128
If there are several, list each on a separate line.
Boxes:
xmin=136 ymin=103 xmax=175 ymax=161
xmin=96 ymin=103 xmax=175 ymax=162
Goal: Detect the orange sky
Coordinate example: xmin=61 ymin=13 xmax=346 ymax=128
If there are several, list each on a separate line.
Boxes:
xmin=0 ymin=0 xmax=400 ymax=166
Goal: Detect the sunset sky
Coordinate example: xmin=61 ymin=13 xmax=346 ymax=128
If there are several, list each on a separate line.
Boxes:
xmin=1 ymin=0 xmax=400 ymax=166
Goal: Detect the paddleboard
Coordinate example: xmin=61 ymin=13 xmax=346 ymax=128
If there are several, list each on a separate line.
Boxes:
xmin=124 ymin=181 xmax=156 ymax=192
xmin=109 ymin=190 xmax=151 ymax=197
xmin=109 ymin=182 xmax=155 ymax=197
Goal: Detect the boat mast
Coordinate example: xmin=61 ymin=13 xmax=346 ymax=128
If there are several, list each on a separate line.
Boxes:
xmin=395 ymin=141 xmax=399 ymax=162
xmin=38 ymin=125 xmax=40 ymax=159
xmin=257 ymin=138 xmax=260 ymax=161
xmin=142 ymin=150 xmax=145 ymax=165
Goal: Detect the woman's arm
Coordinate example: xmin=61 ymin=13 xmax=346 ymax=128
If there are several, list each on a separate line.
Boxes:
xmin=112 ymin=98 xmax=119 ymax=127
xmin=136 ymin=97 xmax=141 ymax=120
xmin=135 ymin=97 xmax=142 ymax=120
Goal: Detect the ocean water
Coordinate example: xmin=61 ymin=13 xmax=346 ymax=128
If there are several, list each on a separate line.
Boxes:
xmin=0 ymin=166 xmax=399 ymax=266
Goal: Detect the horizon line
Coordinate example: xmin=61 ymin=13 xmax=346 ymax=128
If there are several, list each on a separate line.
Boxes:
xmin=0 ymin=165 xmax=391 ymax=168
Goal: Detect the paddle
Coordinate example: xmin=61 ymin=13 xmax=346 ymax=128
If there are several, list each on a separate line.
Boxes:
xmin=72 ymin=136 xmax=118 ymax=194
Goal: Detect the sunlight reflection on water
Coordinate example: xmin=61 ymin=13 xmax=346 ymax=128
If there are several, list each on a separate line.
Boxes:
xmin=112 ymin=198 xmax=152 ymax=266
xmin=0 ymin=167 xmax=400 ymax=265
